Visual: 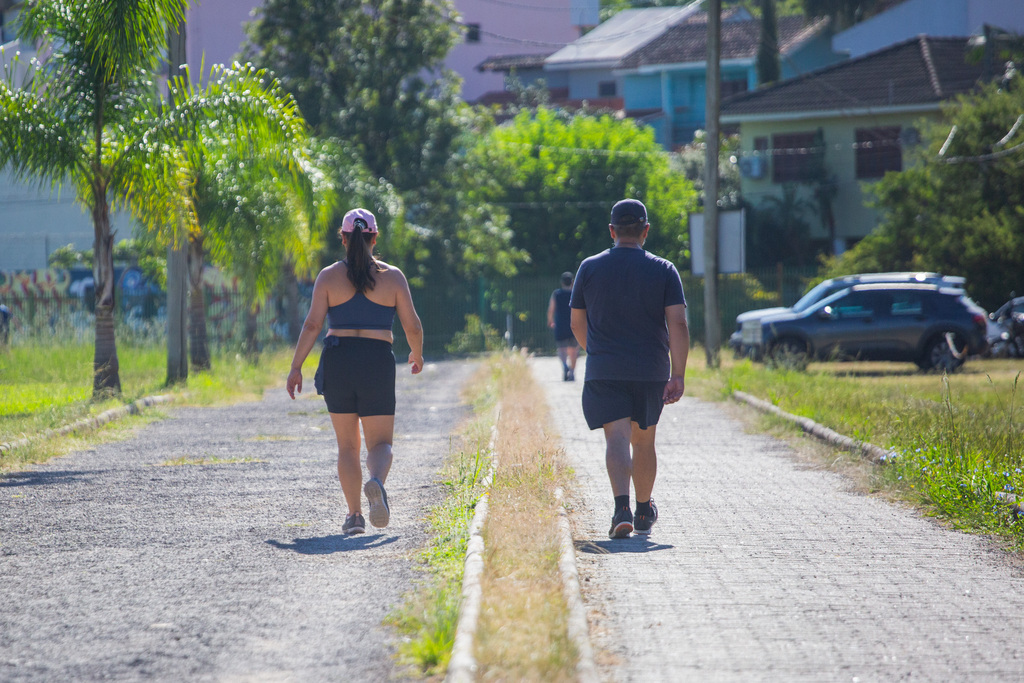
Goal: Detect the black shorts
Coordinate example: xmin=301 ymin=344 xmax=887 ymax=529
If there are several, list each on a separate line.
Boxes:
xmin=314 ymin=336 xmax=396 ymax=415
xmin=581 ymin=379 xmax=666 ymax=431
xmin=556 ymin=336 xmax=578 ymax=349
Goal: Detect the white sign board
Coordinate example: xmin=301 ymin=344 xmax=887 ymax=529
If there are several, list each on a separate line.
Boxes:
xmin=689 ymin=209 xmax=745 ymax=276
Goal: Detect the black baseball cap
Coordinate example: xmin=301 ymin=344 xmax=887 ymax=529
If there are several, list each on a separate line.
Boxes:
xmin=610 ymin=198 xmax=647 ymax=226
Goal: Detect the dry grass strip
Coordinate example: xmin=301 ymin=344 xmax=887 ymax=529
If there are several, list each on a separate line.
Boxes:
xmin=472 ymin=353 xmax=579 ymax=681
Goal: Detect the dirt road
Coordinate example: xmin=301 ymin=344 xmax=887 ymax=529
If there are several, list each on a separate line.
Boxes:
xmin=1 ymin=360 xmax=476 ymax=682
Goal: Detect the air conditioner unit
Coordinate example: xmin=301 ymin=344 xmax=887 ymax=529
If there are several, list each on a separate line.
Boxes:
xmin=738 ymin=156 xmax=765 ymax=179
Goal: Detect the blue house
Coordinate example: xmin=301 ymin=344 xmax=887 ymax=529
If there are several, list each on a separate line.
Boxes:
xmin=483 ymin=5 xmax=844 ymax=148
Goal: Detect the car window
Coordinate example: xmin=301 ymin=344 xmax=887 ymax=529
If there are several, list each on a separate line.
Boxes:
xmin=793 ymin=281 xmax=836 ymax=312
xmin=829 ymin=292 xmax=878 ymax=319
xmin=890 ymin=291 xmax=924 ymax=316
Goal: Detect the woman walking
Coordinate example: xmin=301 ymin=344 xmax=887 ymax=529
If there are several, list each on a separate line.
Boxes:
xmin=287 ymin=208 xmax=424 ymax=535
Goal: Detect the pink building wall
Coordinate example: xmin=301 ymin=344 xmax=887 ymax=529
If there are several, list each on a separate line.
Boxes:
xmin=446 ymin=0 xmax=584 ymax=102
xmin=185 ymin=1 xmax=258 ymax=72
xmin=180 ymin=1 xmax=589 ymax=103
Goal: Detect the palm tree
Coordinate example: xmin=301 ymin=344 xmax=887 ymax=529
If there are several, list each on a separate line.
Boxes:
xmin=0 ymin=0 xmax=191 ymax=395
xmin=1 ymin=2 xmax=316 ymax=391
xmin=166 ymin=62 xmax=314 ymax=370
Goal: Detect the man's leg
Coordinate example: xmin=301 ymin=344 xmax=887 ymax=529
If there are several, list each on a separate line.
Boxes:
xmin=603 ymin=417 xmax=633 ymax=496
xmin=603 ymin=417 xmax=634 ymax=537
xmin=630 ymin=422 xmax=658 ymax=503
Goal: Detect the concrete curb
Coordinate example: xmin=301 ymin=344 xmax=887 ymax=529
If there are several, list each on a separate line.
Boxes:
xmin=731 ymin=390 xmax=898 ymax=464
xmin=554 ymin=487 xmax=600 ymax=683
xmin=0 ymin=394 xmax=175 ymax=457
xmin=446 ymin=417 xmax=499 ymax=683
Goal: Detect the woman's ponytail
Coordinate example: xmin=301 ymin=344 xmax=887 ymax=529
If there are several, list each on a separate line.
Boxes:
xmin=344 ymin=223 xmax=377 ymax=293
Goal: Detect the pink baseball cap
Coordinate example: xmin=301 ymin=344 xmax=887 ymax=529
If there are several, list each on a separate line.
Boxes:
xmin=341 ymin=208 xmax=378 ymax=233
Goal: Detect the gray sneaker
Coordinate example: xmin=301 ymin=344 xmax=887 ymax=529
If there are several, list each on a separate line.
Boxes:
xmin=608 ymin=506 xmax=633 ymax=539
xmin=364 ymin=477 xmax=390 ymax=528
xmin=342 ymin=513 xmax=365 ymax=535
xmin=633 ymin=500 xmax=658 ymax=535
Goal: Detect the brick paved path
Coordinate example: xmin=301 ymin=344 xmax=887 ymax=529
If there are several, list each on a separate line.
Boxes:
xmin=532 ymin=356 xmax=1024 ymax=682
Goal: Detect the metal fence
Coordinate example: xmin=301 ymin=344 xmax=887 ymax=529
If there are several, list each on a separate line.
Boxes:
xmin=1 ymin=266 xmax=823 ymax=355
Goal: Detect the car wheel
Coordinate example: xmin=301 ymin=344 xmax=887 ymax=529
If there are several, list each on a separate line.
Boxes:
xmin=920 ymin=332 xmax=967 ymax=372
xmin=1011 ymin=334 xmax=1024 ymax=358
xmin=768 ymin=337 xmax=809 ymax=371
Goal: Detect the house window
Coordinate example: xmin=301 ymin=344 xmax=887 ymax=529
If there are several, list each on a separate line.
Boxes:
xmin=598 ymin=81 xmax=616 ymax=97
xmin=855 ymin=127 xmax=901 ymax=179
xmin=465 ymin=23 xmax=481 ymax=43
xmin=771 ymin=132 xmax=820 ymax=183
xmin=721 ymin=78 xmax=748 ymax=99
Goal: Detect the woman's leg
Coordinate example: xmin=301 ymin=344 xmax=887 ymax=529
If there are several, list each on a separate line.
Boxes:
xmin=360 ymin=414 xmax=395 ymax=483
xmin=329 ymin=412 xmax=363 ymax=516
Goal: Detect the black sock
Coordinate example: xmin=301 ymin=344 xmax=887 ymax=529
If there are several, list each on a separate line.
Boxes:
xmin=636 ymin=499 xmax=653 ymax=516
xmin=614 ymin=494 xmax=630 ymax=512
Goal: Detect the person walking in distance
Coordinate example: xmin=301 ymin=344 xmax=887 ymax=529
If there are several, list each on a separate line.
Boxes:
xmin=287 ymin=208 xmax=425 ymax=536
xmin=547 ymin=271 xmax=579 ymax=381
xmin=570 ymin=199 xmax=689 ymax=538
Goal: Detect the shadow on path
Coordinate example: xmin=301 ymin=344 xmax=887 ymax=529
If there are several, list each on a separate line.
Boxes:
xmin=0 ymin=470 xmax=102 ymax=487
xmin=266 ymin=534 xmax=398 ymax=554
xmin=576 ymin=538 xmax=674 ymax=554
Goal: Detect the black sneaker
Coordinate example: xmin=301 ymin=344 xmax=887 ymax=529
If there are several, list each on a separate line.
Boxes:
xmin=364 ymin=477 xmax=390 ymax=528
xmin=566 ymin=369 xmax=575 ymax=381
xmin=608 ymin=506 xmax=633 ymax=539
xmin=342 ymin=513 xmax=365 ymax=535
xmin=633 ymin=500 xmax=658 ymax=535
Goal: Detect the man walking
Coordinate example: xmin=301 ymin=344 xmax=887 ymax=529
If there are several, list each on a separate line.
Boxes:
xmin=570 ymin=199 xmax=689 ymax=538
xmin=547 ymin=271 xmax=580 ymax=381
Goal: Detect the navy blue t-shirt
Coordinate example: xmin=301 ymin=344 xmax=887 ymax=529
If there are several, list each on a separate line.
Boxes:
xmin=551 ymin=288 xmax=573 ymax=341
xmin=570 ymin=247 xmax=686 ymax=382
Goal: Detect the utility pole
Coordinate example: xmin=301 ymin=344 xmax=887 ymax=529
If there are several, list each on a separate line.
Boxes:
xmin=703 ymin=0 xmax=722 ymax=368
xmin=165 ymin=18 xmax=189 ymax=384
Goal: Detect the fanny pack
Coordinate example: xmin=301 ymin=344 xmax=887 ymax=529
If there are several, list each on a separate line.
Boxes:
xmin=313 ymin=336 xmax=343 ymax=395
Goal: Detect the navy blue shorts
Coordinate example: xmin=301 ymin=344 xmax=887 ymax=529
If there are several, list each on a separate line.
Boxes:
xmin=581 ymin=379 xmax=666 ymax=431
xmin=314 ymin=336 xmax=396 ymax=415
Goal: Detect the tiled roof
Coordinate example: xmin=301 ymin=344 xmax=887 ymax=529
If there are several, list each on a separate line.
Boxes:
xmin=477 ymin=53 xmax=551 ymax=72
xmin=620 ymin=14 xmax=830 ymax=69
xmin=721 ymin=36 xmax=986 ymax=118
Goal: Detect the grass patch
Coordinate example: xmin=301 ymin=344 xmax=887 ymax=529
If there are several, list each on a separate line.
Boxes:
xmin=1 ymin=342 xmax=300 ymax=472
xmin=686 ymin=348 xmax=1024 ymax=549
xmin=388 ymin=360 xmax=499 ymax=677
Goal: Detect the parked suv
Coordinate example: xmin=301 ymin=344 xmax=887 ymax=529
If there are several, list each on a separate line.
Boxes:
xmin=730 ymin=272 xmax=966 ymax=359
xmin=744 ymin=283 xmax=989 ymax=371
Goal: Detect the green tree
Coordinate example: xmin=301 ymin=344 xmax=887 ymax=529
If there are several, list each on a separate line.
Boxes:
xmin=1 ymin=0 xmax=192 ymax=395
xmin=756 ymin=0 xmax=781 ymax=85
xmin=824 ymin=75 xmax=1024 ymax=309
xmin=802 ymin=0 xmax=881 ymax=30
xmin=240 ymin=0 xmax=462 ymax=195
xmin=465 ymin=107 xmax=697 ymax=274
xmin=168 ymin=62 xmax=316 ymax=368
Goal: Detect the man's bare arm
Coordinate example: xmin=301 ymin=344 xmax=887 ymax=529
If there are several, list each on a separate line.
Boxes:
xmin=663 ymin=303 xmax=689 ymax=404
xmin=570 ymin=308 xmax=588 ymax=351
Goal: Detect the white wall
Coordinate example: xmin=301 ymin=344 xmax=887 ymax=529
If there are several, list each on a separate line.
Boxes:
xmin=0 ymin=172 xmax=133 ymax=270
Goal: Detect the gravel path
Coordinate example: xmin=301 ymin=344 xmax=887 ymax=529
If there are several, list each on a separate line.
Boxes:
xmin=532 ymin=356 xmax=1024 ymax=682
xmin=1 ymin=360 xmax=476 ymax=682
